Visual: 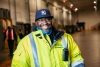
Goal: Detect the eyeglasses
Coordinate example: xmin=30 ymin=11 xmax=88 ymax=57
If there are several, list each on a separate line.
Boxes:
xmin=37 ymin=18 xmax=51 ymax=23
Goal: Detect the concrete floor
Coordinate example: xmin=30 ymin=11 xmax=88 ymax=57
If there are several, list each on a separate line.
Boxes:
xmin=0 ymin=49 xmax=12 ymax=67
xmin=72 ymin=30 xmax=100 ymax=67
xmin=0 ymin=30 xmax=100 ymax=67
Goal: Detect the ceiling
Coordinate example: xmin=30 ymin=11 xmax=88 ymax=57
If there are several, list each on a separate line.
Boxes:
xmin=49 ymin=0 xmax=100 ymax=11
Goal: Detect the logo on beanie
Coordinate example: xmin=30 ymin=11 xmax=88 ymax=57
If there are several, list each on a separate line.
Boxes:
xmin=41 ymin=10 xmax=46 ymax=15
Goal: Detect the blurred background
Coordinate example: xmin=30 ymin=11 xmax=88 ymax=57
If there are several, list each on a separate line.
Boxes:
xmin=0 ymin=0 xmax=100 ymax=67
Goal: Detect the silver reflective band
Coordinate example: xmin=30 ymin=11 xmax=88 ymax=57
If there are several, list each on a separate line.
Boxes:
xmin=61 ymin=36 xmax=71 ymax=66
xmin=28 ymin=33 xmax=40 ymax=67
xmin=71 ymin=60 xmax=84 ymax=67
xmin=61 ymin=36 xmax=67 ymax=48
xmin=74 ymin=63 xmax=85 ymax=67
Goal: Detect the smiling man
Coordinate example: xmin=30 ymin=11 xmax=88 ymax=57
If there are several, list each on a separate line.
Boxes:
xmin=11 ymin=9 xmax=85 ymax=67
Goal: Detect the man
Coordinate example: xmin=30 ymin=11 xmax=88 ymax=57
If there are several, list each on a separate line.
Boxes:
xmin=11 ymin=9 xmax=85 ymax=67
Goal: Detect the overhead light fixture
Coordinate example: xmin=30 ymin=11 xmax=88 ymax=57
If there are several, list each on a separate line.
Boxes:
xmin=70 ymin=4 xmax=73 ymax=8
xmin=94 ymin=1 xmax=96 ymax=4
xmin=94 ymin=6 xmax=97 ymax=9
xmin=75 ymin=8 xmax=78 ymax=12
xmin=70 ymin=4 xmax=73 ymax=7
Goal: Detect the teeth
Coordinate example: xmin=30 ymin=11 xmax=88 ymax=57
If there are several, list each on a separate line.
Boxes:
xmin=42 ymin=26 xmax=48 ymax=29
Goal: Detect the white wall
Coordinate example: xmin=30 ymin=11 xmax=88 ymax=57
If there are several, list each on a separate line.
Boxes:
xmin=10 ymin=0 xmax=16 ymax=25
xmin=0 ymin=0 xmax=9 ymax=9
xmin=63 ymin=10 xmax=66 ymax=26
xmin=0 ymin=0 xmax=71 ymax=28
xmin=0 ymin=0 xmax=29 ymax=25
xmin=0 ymin=0 xmax=16 ymax=25
xmin=41 ymin=1 xmax=47 ymax=9
xmin=78 ymin=9 xmax=100 ymax=30
xmin=16 ymin=0 xmax=26 ymax=23
xmin=29 ymin=0 xmax=36 ymax=24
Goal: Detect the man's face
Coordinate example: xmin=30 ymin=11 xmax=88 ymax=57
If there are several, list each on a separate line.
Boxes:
xmin=36 ymin=18 xmax=52 ymax=32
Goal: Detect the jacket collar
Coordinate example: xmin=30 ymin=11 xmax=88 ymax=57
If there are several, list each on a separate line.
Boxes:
xmin=34 ymin=26 xmax=64 ymax=44
xmin=51 ymin=26 xmax=64 ymax=43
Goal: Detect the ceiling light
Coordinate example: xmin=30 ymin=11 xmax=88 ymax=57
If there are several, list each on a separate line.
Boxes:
xmin=70 ymin=4 xmax=73 ymax=7
xmin=75 ymin=8 xmax=78 ymax=11
xmin=94 ymin=6 xmax=97 ymax=9
xmin=94 ymin=1 xmax=96 ymax=4
xmin=70 ymin=4 xmax=73 ymax=8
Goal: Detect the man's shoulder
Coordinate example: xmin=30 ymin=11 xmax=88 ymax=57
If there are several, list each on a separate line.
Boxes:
xmin=23 ymin=30 xmax=42 ymax=38
xmin=63 ymin=32 xmax=72 ymax=37
xmin=63 ymin=33 xmax=74 ymax=40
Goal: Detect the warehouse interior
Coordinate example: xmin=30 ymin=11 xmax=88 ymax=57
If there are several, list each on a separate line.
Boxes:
xmin=0 ymin=0 xmax=100 ymax=67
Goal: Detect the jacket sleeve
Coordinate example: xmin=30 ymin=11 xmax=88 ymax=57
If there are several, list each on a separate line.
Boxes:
xmin=67 ymin=34 xmax=85 ymax=67
xmin=11 ymin=39 xmax=30 ymax=67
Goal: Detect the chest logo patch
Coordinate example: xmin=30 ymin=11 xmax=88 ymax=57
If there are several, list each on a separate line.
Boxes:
xmin=55 ymin=44 xmax=63 ymax=48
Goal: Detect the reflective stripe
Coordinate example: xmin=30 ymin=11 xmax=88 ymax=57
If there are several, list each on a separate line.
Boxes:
xmin=61 ymin=36 xmax=67 ymax=48
xmin=74 ymin=63 xmax=85 ymax=67
xmin=61 ymin=36 xmax=71 ymax=66
xmin=28 ymin=33 xmax=40 ymax=67
xmin=71 ymin=60 xmax=84 ymax=67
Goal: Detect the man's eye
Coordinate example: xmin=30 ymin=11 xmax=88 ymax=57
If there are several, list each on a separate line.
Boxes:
xmin=46 ymin=18 xmax=51 ymax=21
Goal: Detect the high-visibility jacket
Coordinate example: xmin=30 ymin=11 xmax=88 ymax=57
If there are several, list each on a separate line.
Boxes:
xmin=11 ymin=30 xmax=84 ymax=67
xmin=17 ymin=34 xmax=24 ymax=44
xmin=17 ymin=35 xmax=21 ymax=44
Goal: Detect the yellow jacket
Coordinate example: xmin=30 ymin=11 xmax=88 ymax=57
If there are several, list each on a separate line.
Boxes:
xmin=17 ymin=35 xmax=21 ymax=44
xmin=11 ymin=30 xmax=84 ymax=67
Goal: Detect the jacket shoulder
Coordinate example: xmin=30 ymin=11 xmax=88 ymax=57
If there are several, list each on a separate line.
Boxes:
xmin=63 ymin=33 xmax=73 ymax=39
